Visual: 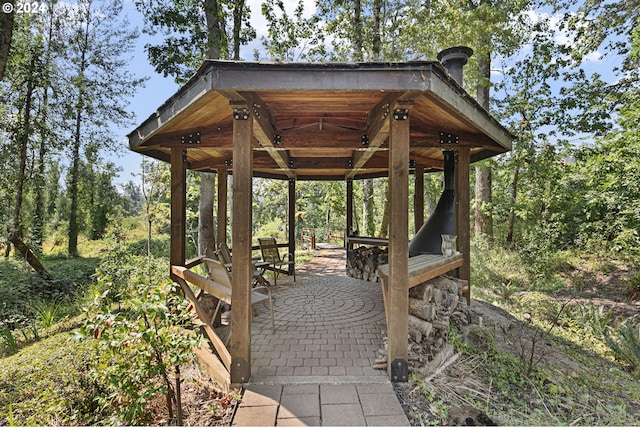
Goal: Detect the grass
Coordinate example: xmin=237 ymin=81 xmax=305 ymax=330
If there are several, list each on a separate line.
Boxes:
xmin=0 ymin=332 xmax=105 ymax=425
xmin=464 ymin=238 xmax=640 ymax=425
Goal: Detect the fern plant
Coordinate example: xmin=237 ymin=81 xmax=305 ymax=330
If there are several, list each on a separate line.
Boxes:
xmin=603 ymin=319 xmax=640 ymax=376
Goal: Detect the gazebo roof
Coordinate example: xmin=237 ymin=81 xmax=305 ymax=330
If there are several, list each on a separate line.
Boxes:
xmin=128 ymin=60 xmax=513 ymax=180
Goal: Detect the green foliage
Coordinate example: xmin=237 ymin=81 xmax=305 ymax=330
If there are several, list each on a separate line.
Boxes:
xmin=0 ymin=333 xmax=104 ymax=425
xmin=80 ymin=223 xmax=201 ymax=424
xmin=0 ymin=327 xmax=19 ymax=355
xmin=135 ymin=0 xmax=256 ymax=80
xmin=29 ymin=299 xmax=61 ymax=329
xmin=602 ymin=319 xmax=640 ymax=377
xmin=0 ymin=257 xmax=96 ymax=336
xmin=260 ymin=0 xmax=326 ymax=61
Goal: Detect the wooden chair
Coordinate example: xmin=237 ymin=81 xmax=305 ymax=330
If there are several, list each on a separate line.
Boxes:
xmin=216 ymin=242 xmax=233 ymax=271
xmin=258 ymin=237 xmax=296 ymax=286
xmin=217 ymin=241 xmax=271 ymax=287
xmin=202 ymin=258 xmax=275 ymax=335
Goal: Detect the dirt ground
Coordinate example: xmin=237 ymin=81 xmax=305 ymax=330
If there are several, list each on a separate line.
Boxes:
xmin=394 ymin=264 xmax=640 ymax=426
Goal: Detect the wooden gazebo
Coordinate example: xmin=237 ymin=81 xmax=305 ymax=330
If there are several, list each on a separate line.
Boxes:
xmin=128 ymin=56 xmax=512 ymax=386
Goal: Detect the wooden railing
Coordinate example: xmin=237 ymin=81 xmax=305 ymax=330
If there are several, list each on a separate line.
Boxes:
xmin=346 ymin=236 xmax=389 ymax=250
xmin=171 ymin=258 xmax=232 ymax=390
xmin=301 ymin=228 xmax=316 ymax=249
xmin=327 ymin=228 xmax=346 ymax=247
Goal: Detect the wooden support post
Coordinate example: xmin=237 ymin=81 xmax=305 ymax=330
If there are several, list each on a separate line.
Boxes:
xmin=170 ymin=147 xmax=186 ymax=276
xmin=230 ymin=104 xmax=253 ymax=384
xmin=217 ymin=169 xmax=228 ymax=247
xmin=387 ymin=103 xmax=411 ymax=382
xmin=346 ymin=178 xmax=353 ymax=239
xmin=455 ymin=148 xmax=471 ymax=305
xmin=414 ymin=166 xmax=424 ymax=233
xmin=288 ymin=178 xmax=296 ymax=275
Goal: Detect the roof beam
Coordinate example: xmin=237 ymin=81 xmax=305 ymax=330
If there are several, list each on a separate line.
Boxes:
xmin=346 ymin=93 xmax=401 ymax=178
xmin=347 ymin=93 xmax=426 ymax=178
xmin=239 ymin=92 xmax=294 ymax=179
xmin=218 ymin=91 xmax=294 ymax=178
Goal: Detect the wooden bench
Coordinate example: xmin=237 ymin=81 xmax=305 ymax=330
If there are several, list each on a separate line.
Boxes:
xmin=346 ymin=236 xmax=389 ymax=250
xmin=376 ymin=253 xmax=463 ymax=323
xmin=173 ymin=260 xmax=275 ymax=338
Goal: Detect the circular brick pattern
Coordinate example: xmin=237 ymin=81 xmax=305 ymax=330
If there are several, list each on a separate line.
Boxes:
xmin=250 ymin=248 xmax=387 ymax=380
xmin=275 ymin=280 xmax=384 ymax=329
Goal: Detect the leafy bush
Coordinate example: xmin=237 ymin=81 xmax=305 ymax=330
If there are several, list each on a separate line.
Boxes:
xmin=81 ymin=224 xmax=201 ymax=424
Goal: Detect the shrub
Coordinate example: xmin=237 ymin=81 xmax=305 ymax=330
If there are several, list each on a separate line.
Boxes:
xmin=81 ymin=235 xmax=201 ymax=425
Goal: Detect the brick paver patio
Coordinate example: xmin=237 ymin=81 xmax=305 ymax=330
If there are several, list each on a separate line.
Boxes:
xmin=233 ymin=246 xmax=409 ymax=426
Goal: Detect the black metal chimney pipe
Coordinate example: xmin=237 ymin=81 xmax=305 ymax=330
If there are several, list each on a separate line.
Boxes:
xmin=437 ymin=46 xmax=473 ymax=85
xmin=409 ymin=150 xmax=456 ymax=256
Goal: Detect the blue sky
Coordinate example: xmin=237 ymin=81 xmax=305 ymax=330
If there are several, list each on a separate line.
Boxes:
xmin=112 ymin=0 xmax=312 ymax=185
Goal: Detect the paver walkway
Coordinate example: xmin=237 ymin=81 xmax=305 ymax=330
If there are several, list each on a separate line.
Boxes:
xmin=232 ymin=246 xmax=410 ymax=426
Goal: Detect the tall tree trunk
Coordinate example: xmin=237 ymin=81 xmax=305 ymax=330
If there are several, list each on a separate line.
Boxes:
xmin=362 ymin=179 xmax=375 ymax=236
xmin=0 ymin=0 xmax=15 ymax=81
xmin=68 ymin=21 xmax=89 ymax=257
xmin=474 ymin=163 xmax=492 ymax=237
xmin=505 ymin=164 xmax=519 ymax=245
xmin=199 ymin=0 xmax=223 ymax=262
xmin=426 ymin=193 xmax=436 ymax=217
xmin=204 ymin=0 xmax=222 ymax=59
xmin=68 ymin=108 xmax=82 ymax=257
xmin=360 ymin=0 xmax=382 ymax=238
xmin=474 ymin=49 xmax=493 ymax=238
xmin=11 ymin=56 xmax=36 ymax=255
xmin=372 ymin=0 xmax=382 ymax=60
xmin=506 ymin=119 xmax=526 ymax=246
xmin=232 ymin=0 xmax=245 ymax=60
xmin=34 ymin=7 xmax=55 ymax=252
xmin=353 ymin=0 xmax=363 ymax=61
xmin=379 ymin=180 xmax=390 ymax=238
xmin=34 ymin=117 xmax=47 ymax=252
xmin=198 ymin=173 xmax=216 ymax=257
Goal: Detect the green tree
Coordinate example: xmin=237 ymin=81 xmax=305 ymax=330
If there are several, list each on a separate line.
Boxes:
xmin=62 ymin=0 xmax=143 ymax=256
xmin=136 ymin=0 xmax=256 ymax=82
xmin=259 ymin=0 xmax=326 ymax=61
xmin=0 ymin=0 xmax=15 ymax=80
xmin=1 ymin=13 xmax=51 ymax=257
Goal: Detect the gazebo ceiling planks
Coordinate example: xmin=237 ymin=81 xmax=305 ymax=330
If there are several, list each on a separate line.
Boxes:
xmin=128 ymin=60 xmax=513 ymax=180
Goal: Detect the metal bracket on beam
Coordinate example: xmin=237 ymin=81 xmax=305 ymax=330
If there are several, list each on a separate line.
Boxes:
xmin=273 ymin=134 xmax=282 ymax=145
xmin=361 ymin=135 xmax=369 ymax=145
xmin=409 ymin=159 xmax=416 ymax=168
xmin=348 ymin=158 xmax=353 ymax=168
xmin=289 ymin=159 xmax=294 ymax=168
xmin=392 ymin=109 xmax=410 ymax=121
xmin=252 ymin=102 xmax=262 ymax=119
xmin=439 ymin=132 xmax=459 ymax=144
xmin=224 ymin=159 xmax=233 ymax=167
xmin=181 ymin=132 xmax=201 ymax=145
xmin=390 ymin=358 xmax=409 ymax=382
xmin=233 ymin=108 xmax=250 ymax=120
xmin=231 ymin=358 xmax=250 ymax=383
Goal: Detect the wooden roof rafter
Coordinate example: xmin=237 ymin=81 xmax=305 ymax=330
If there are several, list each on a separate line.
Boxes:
xmin=221 ymin=91 xmax=295 ymax=179
xmin=347 ymin=93 xmax=399 ymax=178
